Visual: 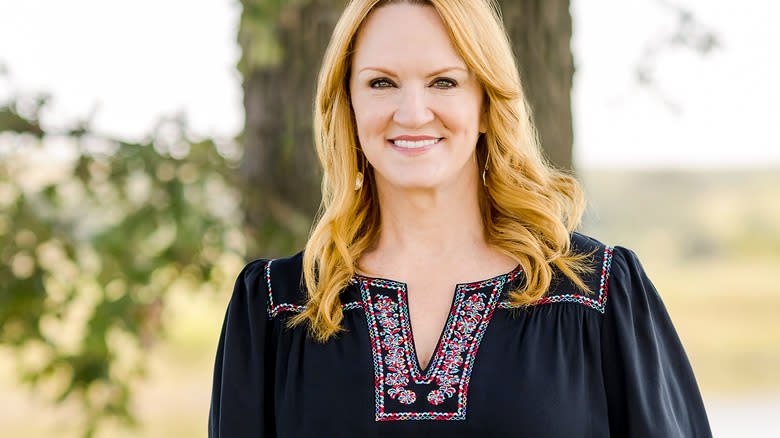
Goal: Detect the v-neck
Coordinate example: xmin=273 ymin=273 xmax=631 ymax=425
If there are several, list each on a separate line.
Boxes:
xmin=352 ymin=264 xmax=523 ymax=419
xmin=354 ymin=264 xmax=523 ymax=376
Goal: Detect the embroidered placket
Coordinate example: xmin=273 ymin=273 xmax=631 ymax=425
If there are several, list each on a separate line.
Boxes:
xmin=358 ymin=273 xmax=513 ymax=421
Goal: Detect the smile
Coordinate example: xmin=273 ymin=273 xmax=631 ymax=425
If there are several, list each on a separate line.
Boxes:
xmin=390 ymin=138 xmax=442 ymax=149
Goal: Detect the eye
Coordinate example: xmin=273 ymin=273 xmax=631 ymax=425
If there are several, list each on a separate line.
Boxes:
xmin=369 ymin=78 xmax=394 ymax=88
xmin=431 ymin=77 xmax=457 ymax=89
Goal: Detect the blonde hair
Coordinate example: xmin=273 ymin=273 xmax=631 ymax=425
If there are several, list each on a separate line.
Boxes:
xmin=292 ymin=0 xmax=590 ymax=341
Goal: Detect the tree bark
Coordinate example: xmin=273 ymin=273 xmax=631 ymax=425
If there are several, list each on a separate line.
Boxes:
xmin=238 ymin=0 xmax=343 ymax=254
xmin=500 ymin=0 xmax=574 ymax=171
xmin=238 ymin=0 xmax=574 ymax=253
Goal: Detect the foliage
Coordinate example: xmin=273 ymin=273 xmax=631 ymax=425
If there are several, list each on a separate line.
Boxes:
xmin=0 ymin=90 xmax=247 ymax=436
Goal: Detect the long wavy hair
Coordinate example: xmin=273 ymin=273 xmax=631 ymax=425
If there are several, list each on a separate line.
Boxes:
xmin=291 ymin=0 xmax=590 ymax=341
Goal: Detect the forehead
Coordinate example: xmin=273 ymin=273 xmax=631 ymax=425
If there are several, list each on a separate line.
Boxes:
xmin=351 ymin=4 xmax=466 ymax=71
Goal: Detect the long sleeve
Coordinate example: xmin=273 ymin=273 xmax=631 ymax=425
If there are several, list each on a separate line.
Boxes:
xmin=209 ymin=259 xmax=274 ymax=437
xmin=601 ymin=246 xmax=712 ymax=437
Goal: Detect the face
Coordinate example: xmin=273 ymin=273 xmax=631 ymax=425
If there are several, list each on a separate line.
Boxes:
xmin=349 ymin=3 xmax=486 ymax=192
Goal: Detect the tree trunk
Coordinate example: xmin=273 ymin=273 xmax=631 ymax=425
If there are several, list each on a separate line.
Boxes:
xmin=500 ymin=0 xmax=574 ymax=171
xmin=238 ymin=0 xmax=343 ymax=254
xmin=238 ymin=0 xmax=574 ymax=253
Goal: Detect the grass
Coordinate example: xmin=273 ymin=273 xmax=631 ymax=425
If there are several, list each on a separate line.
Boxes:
xmin=654 ymin=260 xmax=780 ymax=392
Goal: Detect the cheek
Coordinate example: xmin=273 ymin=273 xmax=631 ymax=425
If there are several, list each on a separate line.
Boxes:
xmin=353 ymin=101 xmax=389 ymax=138
xmin=440 ymin=107 xmax=482 ymax=136
xmin=351 ymin=101 xmax=369 ymax=141
xmin=434 ymin=94 xmax=484 ymax=134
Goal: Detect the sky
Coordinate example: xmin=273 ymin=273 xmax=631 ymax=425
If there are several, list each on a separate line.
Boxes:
xmin=572 ymin=0 xmax=780 ymax=168
xmin=0 ymin=0 xmax=778 ymax=169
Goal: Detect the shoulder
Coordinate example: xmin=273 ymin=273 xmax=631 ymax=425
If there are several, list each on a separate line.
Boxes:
xmin=520 ymin=232 xmax=615 ymax=313
xmin=227 ymin=251 xmax=308 ymax=319
xmin=569 ymin=232 xmax=615 ymax=286
xmin=562 ymin=234 xmax=662 ymax=317
xmin=569 ymin=231 xmax=615 ymax=288
xmin=563 ymin=232 xmax=614 ymax=289
xmin=262 ymin=251 xmax=309 ymax=318
xmin=568 ymin=233 xmax=650 ymax=282
xmin=604 ymin=244 xmax=647 ymax=280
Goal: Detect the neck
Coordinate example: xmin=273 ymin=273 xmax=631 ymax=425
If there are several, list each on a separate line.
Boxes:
xmin=362 ymin=165 xmax=490 ymax=273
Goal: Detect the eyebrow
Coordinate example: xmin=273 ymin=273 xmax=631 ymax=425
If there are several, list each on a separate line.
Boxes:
xmin=358 ymin=66 xmax=468 ymax=77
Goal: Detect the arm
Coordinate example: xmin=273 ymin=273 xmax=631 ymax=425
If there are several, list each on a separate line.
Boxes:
xmin=209 ymin=259 xmax=274 ymax=437
xmin=601 ymin=247 xmax=712 ymax=437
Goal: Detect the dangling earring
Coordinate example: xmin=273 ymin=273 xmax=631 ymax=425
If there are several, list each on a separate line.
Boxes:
xmin=482 ymin=149 xmax=490 ymax=187
xmin=355 ymin=153 xmax=366 ymax=191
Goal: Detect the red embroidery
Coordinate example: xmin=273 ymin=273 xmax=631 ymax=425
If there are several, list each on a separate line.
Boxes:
xmin=375 ymin=295 xmax=417 ymax=405
xmin=357 ymin=269 xmax=516 ymax=421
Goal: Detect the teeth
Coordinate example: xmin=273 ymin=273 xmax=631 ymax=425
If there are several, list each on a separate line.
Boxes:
xmin=392 ymin=138 xmax=439 ymax=148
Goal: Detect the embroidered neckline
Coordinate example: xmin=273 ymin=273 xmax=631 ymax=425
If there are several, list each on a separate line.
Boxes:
xmin=262 ymin=246 xmax=615 ymax=422
xmin=266 ymin=247 xmax=613 ymax=319
xmin=351 ymin=263 xmax=524 ymax=289
xmin=352 ymin=265 xmax=523 ymax=376
xmin=356 ymin=267 xmax=520 ymax=421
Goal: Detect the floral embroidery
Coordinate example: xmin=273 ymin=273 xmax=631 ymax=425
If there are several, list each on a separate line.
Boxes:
xmin=497 ymin=246 xmax=614 ymax=312
xmin=357 ymin=268 xmax=516 ymax=421
xmin=426 ymin=293 xmax=485 ymax=405
xmin=375 ymin=295 xmax=417 ymax=405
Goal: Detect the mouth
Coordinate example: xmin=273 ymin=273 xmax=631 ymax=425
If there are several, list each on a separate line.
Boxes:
xmin=389 ymin=137 xmax=443 ymax=149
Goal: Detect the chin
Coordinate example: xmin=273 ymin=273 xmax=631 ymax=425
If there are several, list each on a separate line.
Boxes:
xmin=375 ymin=163 xmax=469 ymax=191
xmin=390 ymin=173 xmax=452 ymax=191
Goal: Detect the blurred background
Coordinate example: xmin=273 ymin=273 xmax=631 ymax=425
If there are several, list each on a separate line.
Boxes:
xmin=1 ymin=0 xmax=778 ymax=436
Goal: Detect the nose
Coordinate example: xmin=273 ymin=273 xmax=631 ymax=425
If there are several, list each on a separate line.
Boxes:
xmin=393 ymin=86 xmax=434 ymax=128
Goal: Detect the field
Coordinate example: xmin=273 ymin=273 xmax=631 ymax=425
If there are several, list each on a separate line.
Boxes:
xmin=1 ymin=168 xmax=779 ymax=437
xmin=580 ymin=168 xmax=780 ymax=394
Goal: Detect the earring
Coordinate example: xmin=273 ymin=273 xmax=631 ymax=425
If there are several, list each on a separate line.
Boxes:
xmin=355 ymin=172 xmax=364 ymax=191
xmin=355 ymin=152 xmax=366 ymax=191
xmin=482 ymin=149 xmax=490 ymax=187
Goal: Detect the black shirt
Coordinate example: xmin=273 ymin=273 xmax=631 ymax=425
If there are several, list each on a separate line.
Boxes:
xmin=209 ymin=233 xmax=712 ymax=437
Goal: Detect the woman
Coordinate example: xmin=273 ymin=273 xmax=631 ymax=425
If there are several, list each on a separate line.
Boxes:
xmin=209 ymin=0 xmax=712 ymax=436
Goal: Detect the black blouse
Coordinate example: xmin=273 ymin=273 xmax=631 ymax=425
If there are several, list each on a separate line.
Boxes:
xmin=209 ymin=233 xmax=712 ymax=437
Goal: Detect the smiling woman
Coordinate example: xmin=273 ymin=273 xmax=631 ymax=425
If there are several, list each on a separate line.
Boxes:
xmin=208 ymin=1 xmax=713 ymax=436
xmin=349 ymin=4 xmax=486 ymax=190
